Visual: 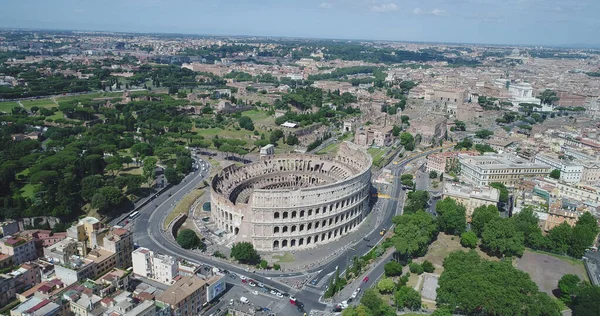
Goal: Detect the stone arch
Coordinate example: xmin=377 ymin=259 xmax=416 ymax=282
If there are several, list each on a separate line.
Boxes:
xmin=282 ymin=239 xmax=288 ymax=248
xmin=283 ymin=226 xmax=289 ymax=233
xmin=299 ymin=224 xmax=305 ymax=232
xmin=300 ymin=210 xmax=305 ymax=218
xmin=292 ymin=211 xmax=297 ymax=219
xmin=291 ymin=239 xmax=296 ymax=247
xmin=274 ymin=212 xmax=280 ymax=219
xmin=291 ymin=225 xmax=297 ymax=233
xmin=283 ymin=212 xmax=289 ymax=219
xmin=234 ymin=227 xmax=239 ymax=235
xmin=307 ymin=236 xmax=312 ymax=244
xmin=299 ymin=238 xmax=304 ymax=246
xmin=273 ymin=240 xmax=279 ymax=249
xmin=274 ymin=226 xmax=280 ymax=234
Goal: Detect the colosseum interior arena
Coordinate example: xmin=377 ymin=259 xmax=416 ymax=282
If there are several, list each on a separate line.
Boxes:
xmin=210 ymin=141 xmax=373 ymax=251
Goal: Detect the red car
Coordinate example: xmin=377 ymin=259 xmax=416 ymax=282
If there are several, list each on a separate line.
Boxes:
xmin=241 ymin=279 xmax=247 ymax=284
xmin=363 ymin=276 xmax=369 ymax=283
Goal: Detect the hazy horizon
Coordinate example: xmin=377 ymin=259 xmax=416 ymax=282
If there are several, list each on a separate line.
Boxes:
xmin=2 ymin=0 xmax=599 ymax=47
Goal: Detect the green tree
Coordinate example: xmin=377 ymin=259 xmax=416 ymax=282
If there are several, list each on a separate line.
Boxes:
xmin=471 ymin=205 xmax=500 ymax=237
xmin=546 ymin=222 xmax=572 ymax=254
xmin=558 ymin=274 xmax=581 ymax=304
xmin=91 ymin=186 xmax=124 ymax=210
xmin=81 ymin=175 xmax=105 ymax=201
xmin=435 ymin=197 xmax=467 ymax=235
xmin=409 ymin=262 xmax=424 ymax=274
xmin=572 ymin=283 xmax=600 ymax=316
xmin=286 ymin=134 xmax=299 ymax=146
xmin=377 ymin=278 xmax=396 ymax=294
xmin=176 ymin=156 xmax=193 ymax=174
xmin=481 ymin=218 xmax=525 ymax=257
xmin=431 ymin=308 xmax=453 ymax=316
xmin=391 ymin=211 xmax=438 ymax=258
xmin=238 ymin=116 xmax=255 ymax=131
xmin=429 ymin=170 xmax=438 ymax=179
xmin=394 ymin=286 xmax=422 ymax=311
xmin=474 ymin=129 xmax=494 ymax=139
xmin=384 ymin=261 xmax=403 ymax=277
xmin=569 ymin=212 xmax=599 ymax=258
xmin=489 ymin=182 xmax=509 ymax=203
xmin=164 ymin=167 xmax=180 ymax=184
xmin=176 ymin=229 xmax=205 ymax=250
xmin=437 ymin=250 xmax=560 ymax=316
xmin=260 ymin=259 xmax=269 ymax=269
xmin=142 ymin=157 xmax=158 ymax=181
xmin=403 ymin=190 xmax=429 ymax=213
xmin=360 ymin=289 xmax=384 ymax=314
xmin=513 ymin=207 xmax=544 ymax=249
xmin=230 ymin=242 xmax=261 ymax=264
xmin=400 ymin=132 xmax=415 ymax=151
xmin=460 ymin=231 xmax=478 ymax=249
xmin=422 ymin=260 xmax=435 ymax=273
xmin=550 ymin=169 xmax=561 ymax=179
xmin=539 ymin=89 xmax=560 ymax=106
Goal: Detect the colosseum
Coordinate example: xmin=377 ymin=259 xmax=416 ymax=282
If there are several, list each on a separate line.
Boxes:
xmin=210 ymin=141 xmax=372 ymax=251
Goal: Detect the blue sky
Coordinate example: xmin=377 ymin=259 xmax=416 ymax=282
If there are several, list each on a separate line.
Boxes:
xmin=1 ymin=0 xmax=599 ymax=46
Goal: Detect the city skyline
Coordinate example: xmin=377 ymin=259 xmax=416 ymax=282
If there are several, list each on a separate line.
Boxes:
xmin=2 ymin=0 xmax=599 ymax=47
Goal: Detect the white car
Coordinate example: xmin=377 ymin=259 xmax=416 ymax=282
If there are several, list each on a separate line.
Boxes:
xmin=249 ymin=282 xmax=256 ymax=287
xmin=240 ymin=276 xmax=247 ymax=281
xmin=270 ymin=290 xmax=277 ymax=295
xmin=252 ymin=290 xmax=259 ymax=295
xmin=257 ymin=282 xmax=265 ymax=288
xmin=351 ymin=291 xmax=358 ymax=299
xmin=276 ymin=292 xmax=284 ymax=298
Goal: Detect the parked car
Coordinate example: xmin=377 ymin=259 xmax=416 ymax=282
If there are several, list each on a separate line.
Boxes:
xmin=363 ymin=276 xmax=369 ymax=283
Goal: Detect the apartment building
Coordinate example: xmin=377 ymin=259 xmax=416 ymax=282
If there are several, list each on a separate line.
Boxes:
xmin=132 ymin=247 xmax=178 ymax=285
xmin=10 ymin=296 xmax=61 ymax=316
xmin=459 ymin=153 xmax=551 ymax=186
xmin=534 ymin=153 xmax=583 ymax=183
xmin=0 ymin=220 xmax=20 ymax=237
xmin=102 ymin=228 xmax=133 ymax=269
xmin=156 ymin=275 xmax=209 ymax=316
xmin=556 ymin=182 xmax=600 ymax=203
xmin=426 ymin=151 xmax=478 ymax=174
xmin=0 ymin=235 xmax=37 ymax=265
xmin=0 ymin=274 xmax=16 ymax=306
xmin=442 ymin=182 xmax=500 ymax=221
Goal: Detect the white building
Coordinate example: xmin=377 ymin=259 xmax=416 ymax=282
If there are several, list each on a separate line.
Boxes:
xmin=534 ymin=154 xmax=583 ymax=183
xmin=505 ymin=81 xmax=542 ymax=108
xmin=259 ymin=144 xmax=275 ymax=157
xmin=459 ymin=153 xmax=551 ymax=186
xmin=132 ymin=247 xmax=178 ymax=285
xmin=442 ymin=182 xmax=500 ymax=221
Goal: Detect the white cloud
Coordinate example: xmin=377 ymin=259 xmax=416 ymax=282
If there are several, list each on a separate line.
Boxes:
xmin=371 ymin=3 xmax=398 ymax=12
xmin=431 ymin=8 xmax=448 ymax=16
xmin=412 ymin=7 xmax=448 ymax=16
xmin=319 ymin=2 xmax=333 ymax=9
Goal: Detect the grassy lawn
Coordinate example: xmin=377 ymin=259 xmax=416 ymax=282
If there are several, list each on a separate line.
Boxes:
xmin=21 ymin=184 xmax=36 ymax=199
xmin=272 ymin=252 xmax=295 ymax=263
xmin=316 ymin=141 xmax=341 ymax=155
xmin=56 ymin=93 xmax=104 ymax=103
xmin=163 ymin=188 xmax=204 ymax=230
xmin=195 ymin=127 xmax=252 ymax=140
xmin=0 ymin=101 xmax=19 ymax=113
xmin=21 ymin=98 xmax=57 ymax=109
xmin=16 ymin=168 xmax=30 ymax=178
xmin=240 ymin=109 xmax=274 ymax=126
xmin=367 ymin=147 xmax=389 ymax=165
xmin=46 ymin=111 xmax=65 ymax=121
xmin=119 ymin=166 xmax=143 ymax=176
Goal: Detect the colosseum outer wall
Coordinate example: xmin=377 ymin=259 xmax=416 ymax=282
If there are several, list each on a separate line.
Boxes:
xmin=210 ymin=141 xmax=372 ymax=251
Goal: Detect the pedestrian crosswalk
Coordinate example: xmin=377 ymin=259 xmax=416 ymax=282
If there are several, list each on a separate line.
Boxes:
xmin=302 ymin=286 xmax=325 ymax=295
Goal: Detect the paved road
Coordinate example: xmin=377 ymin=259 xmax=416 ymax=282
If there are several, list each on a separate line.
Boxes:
xmin=131 ymin=148 xmax=441 ymax=312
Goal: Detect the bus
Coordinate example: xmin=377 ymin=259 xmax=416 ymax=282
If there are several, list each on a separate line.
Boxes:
xmin=129 ymin=211 xmax=140 ymax=219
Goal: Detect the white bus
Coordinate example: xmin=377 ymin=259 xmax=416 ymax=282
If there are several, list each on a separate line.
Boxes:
xmin=129 ymin=211 xmax=140 ymax=219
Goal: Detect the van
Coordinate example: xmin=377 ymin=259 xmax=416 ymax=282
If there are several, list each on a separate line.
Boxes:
xmin=240 ymin=297 xmax=249 ymax=304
